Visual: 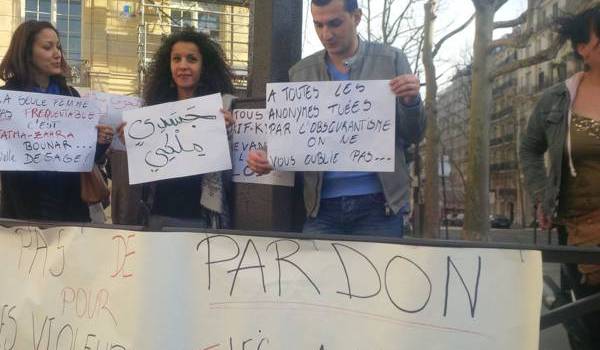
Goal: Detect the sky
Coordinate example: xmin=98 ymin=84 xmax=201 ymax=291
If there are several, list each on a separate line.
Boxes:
xmin=301 ymin=0 xmax=528 ymax=85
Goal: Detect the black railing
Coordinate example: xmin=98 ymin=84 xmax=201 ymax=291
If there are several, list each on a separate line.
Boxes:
xmin=490 ymin=161 xmax=517 ymax=171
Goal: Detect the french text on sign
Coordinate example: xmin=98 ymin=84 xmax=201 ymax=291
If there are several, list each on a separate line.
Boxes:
xmin=0 ymin=90 xmax=99 ymax=171
xmin=82 ymin=91 xmax=142 ymax=151
xmin=266 ymin=80 xmax=395 ymax=171
xmin=231 ymin=108 xmax=294 ymax=186
xmin=0 ymin=226 xmax=542 ymax=349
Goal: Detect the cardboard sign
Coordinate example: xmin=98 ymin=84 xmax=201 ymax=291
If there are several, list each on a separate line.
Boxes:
xmin=122 ymin=93 xmax=232 ymax=184
xmin=0 ymin=225 xmax=542 ymax=350
xmin=0 ymin=90 xmax=100 ymax=172
xmin=232 ymin=108 xmax=294 ymax=186
xmin=266 ymin=80 xmax=395 ymax=171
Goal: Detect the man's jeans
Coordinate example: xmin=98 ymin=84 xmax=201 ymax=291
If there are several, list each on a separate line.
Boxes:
xmin=302 ymin=193 xmax=404 ymax=237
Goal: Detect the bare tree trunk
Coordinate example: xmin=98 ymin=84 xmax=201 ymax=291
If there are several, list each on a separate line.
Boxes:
xmin=463 ymin=2 xmax=495 ymax=240
xmin=422 ymin=0 xmax=440 ymax=238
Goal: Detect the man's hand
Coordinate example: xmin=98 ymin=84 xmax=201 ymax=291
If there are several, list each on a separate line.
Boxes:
xmin=247 ymin=150 xmax=273 ymax=175
xmin=221 ymin=108 xmax=234 ymax=128
xmin=390 ymin=74 xmax=420 ymax=105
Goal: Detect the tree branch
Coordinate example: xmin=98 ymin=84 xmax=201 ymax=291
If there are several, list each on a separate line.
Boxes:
xmin=433 ymin=14 xmax=475 ymax=58
xmin=493 ymin=10 xmax=527 ymax=29
xmin=491 ymin=38 xmax=565 ymax=79
xmin=489 ymin=22 xmax=551 ymax=51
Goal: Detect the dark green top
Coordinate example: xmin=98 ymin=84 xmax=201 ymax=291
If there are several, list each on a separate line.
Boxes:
xmin=558 ymin=113 xmax=600 ymax=218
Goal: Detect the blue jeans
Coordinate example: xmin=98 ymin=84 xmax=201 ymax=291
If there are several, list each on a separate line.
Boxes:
xmin=302 ymin=193 xmax=404 ymax=237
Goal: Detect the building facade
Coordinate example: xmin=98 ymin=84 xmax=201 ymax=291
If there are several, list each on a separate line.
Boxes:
xmin=499 ymin=0 xmax=586 ymax=226
xmin=437 ymin=66 xmax=472 ymax=222
xmin=436 ymin=0 xmax=592 ymax=228
xmin=0 ymin=0 xmax=250 ymax=95
xmin=489 ymin=42 xmax=519 ymax=225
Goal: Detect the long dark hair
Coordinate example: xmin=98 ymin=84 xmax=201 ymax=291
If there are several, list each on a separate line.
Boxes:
xmin=555 ymin=4 xmax=600 ymax=61
xmin=0 ymin=20 xmax=70 ymax=89
xmin=143 ymin=28 xmax=234 ymax=106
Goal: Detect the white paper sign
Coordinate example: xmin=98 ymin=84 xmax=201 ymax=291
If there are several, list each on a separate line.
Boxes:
xmin=0 ymin=90 xmax=100 ymax=172
xmin=0 ymin=225 xmax=542 ymax=350
xmin=232 ymin=108 xmax=294 ymax=186
xmin=123 ymin=93 xmax=232 ymax=184
xmin=266 ymin=80 xmax=395 ymax=171
xmin=83 ymin=91 xmax=143 ymax=151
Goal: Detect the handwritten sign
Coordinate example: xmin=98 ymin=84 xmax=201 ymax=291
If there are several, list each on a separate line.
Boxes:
xmin=0 ymin=90 xmax=100 ymax=172
xmin=83 ymin=91 xmax=143 ymax=151
xmin=265 ymin=80 xmax=395 ymax=171
xmin=232 ymin=109 xmax=294 ymax=186
xmin=0 ymin=225 xmax=542 ymax=349
xmin=122 ymin=93 xmax=232 ymax=184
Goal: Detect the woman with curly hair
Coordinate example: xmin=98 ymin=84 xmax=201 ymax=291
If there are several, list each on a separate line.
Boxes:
xmin=521 ymin=4 xmax=600 ymax=348
xmin=0 ymin=20 xmax=113 ymax=222
xmin=121 ymin=28 xmax=235 ymax=229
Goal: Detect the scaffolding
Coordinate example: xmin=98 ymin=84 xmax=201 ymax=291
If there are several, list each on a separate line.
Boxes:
xmin=137 ymin=0 xmax=251 ymax=94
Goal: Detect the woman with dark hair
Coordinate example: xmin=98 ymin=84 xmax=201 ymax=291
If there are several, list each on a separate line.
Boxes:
xmin=123 ymin=28 xmax=234 ymax=229
xmin=521 ymin=5 xmax=600 ymax=348
xmin=0 ymin=20 xmax=114 ymax=222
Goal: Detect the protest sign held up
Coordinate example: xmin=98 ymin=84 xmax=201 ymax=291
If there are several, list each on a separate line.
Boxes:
xmin=83 ymin=91 xmax=143 ymax=151
xmin=0 ymin=225 xmax=542 ymax=349
xmin=232 ymin=108 xmax=294 ymax=186
xmin=0 ymin=90 xmax=100 ymax=172
xmin=265 ymin=80 xmax=395 ymax=172
xmin=123 ymin=93 xmax=231 ymax=184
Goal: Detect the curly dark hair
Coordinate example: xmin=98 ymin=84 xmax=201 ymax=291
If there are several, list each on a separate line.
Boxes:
xmin=143 ymin=28 xmax=234 ymax=106
xmin=0 ymin=21 xmax=70 ymax=89
xmin=555 ymin=4 xmax=600 ymax=60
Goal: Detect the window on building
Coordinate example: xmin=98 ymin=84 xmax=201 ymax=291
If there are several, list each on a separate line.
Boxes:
xmin=24 ymin=0 xmax=82 ymax=63
xmin=25 ymin=0 xmax=51 ymax=22
xmin=198 ymin=13 xmax=220 ymax=40
xmin=171 ymin=0 xmax=195 ymax=32
xmin=538 ymin=71 xmax=545 ymax=89
xmin=557 ymin=62 xmax=567 ymax=81
xmin=553 ymin=3 xmax=559 ymax=19
xmin=56 ymin=0 xmax=81 ymax=62
xmin=525 ymin=71 xmax=532 ymax=93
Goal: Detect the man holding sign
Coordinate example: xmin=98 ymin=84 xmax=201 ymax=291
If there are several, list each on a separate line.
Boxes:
xmin=248 ymin=0 xmax=424 ymax=236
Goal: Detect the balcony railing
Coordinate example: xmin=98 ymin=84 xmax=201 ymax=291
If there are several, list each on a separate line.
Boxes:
xmin=490 ymin=161 xmax=518 ymax=171
xmin=68 ymin=59 xmax=90 ymax=88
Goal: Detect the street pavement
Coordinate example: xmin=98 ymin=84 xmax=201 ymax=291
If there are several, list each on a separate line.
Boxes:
xmin=409 ymin=226 xmax=573 ymax=350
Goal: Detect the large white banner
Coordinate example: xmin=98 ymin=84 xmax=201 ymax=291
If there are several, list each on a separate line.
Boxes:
xmin=83 ymin=91 xmax=143 ymax=151
xmin=232 ymin=108 xmax=294 ymax=186
xmin=0 ymin=225 xmax=542 ymax=349
xmin=266 ymin=80 xmax=395 ymax=171
xmin=122 ymin=93 xmax=232 ymax=184
xmin=0 ymin=90 xmax=100 ymax=172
